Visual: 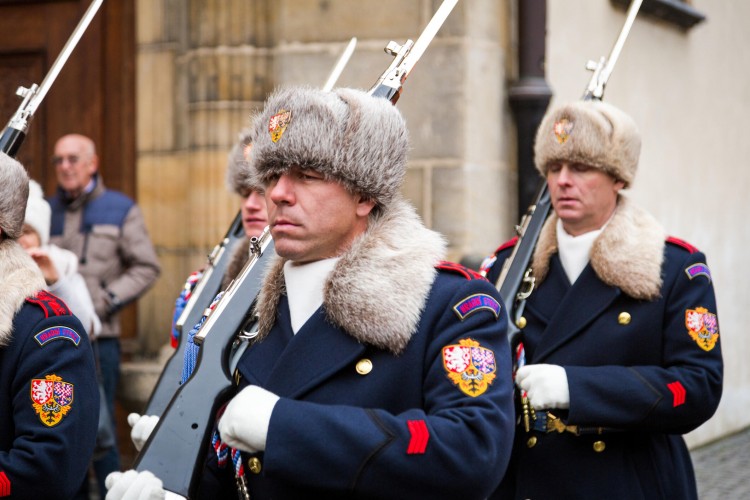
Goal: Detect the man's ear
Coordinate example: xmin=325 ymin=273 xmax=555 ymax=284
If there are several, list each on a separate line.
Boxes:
xmin=356 ymin=197 xmax=376 ymax=217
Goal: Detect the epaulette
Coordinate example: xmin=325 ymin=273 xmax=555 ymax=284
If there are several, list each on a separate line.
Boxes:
xmin=666 ymin=236 xmax=699 ymax=254
xmin=436 ymin=261 xmax=485 ymax=281
xmin=25 ymin=290 xmax=72 ymax=318
xmin=493 ymin=236 xmax=519 ymax=256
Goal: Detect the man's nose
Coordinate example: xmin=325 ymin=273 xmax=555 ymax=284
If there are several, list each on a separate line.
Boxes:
xmin=268 ymin=174 xmax=294 ymax=204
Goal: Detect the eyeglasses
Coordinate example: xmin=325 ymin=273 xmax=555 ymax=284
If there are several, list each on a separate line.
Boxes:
xmin=51 ymin=154 xmax=81 ymax=166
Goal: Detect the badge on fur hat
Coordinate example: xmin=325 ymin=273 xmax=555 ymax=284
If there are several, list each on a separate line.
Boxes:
xmin=553 ymin=117 xmax=574 ymax=144
xmin=269 ymin=109 xmax=292 ymax=143
xmin=30 ymin=374 xmax=74 ymax=427
xmin=685 ymin=307 xmax=719 ymax=352
xmin=442 ymin=338 xmax=496 ymax=397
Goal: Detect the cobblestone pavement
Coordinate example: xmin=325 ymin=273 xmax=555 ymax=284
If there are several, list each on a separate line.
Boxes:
xmin=691 ymin=426 xmax=750 ymax=499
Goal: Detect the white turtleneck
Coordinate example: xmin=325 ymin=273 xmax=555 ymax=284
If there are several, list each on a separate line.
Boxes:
xmin=283 ymin=257 xmax=339 ymax=334
xmin=556 ymin=218 xmax=602 ymax=284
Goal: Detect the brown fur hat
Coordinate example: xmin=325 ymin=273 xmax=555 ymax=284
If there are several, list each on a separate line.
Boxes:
xmin=243 ymin=85 xmax=409 ymax=207
xmin=534 ymin=100 xmax=641 ymax=188
xmin=0 ymin=153 xmax=30 ymax=239
xmin=225 ymin=128 xmax=254 ymax=195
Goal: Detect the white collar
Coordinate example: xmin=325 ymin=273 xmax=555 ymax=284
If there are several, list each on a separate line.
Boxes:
xmin=283 ymin=257 xmax=339 ymax=333
xmin=556 ymin=219 xmax=602 ymax=284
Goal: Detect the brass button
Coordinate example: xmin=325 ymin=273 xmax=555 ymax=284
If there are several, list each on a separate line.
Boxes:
xmin=516 ymin=316 xmax=527 ymax=329
xmin=356 ymin=358 xmax=373 ymax=375
xmin=593 ymin=440 xmax=606 ymax=453
xmin=247 ymin=457 xmax=262 ymax=474
xmin=618 ymin=312 xmax=631 ymax=325
xmin=526 ymin=436 xmax=537 ymax=448
xmin=234 ymin=368 xmax=242 ymax=386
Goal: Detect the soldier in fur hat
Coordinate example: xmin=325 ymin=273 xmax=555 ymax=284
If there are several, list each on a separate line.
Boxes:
xmin=107 ymin=85 xmax=515 ymax=499
xmin=126 ymin=128 xmax=269 ymax=452
xmin=483 ymin=100 xmax=723 ymax=499
xmin=0 ymin=153 xmax=100 ymax=498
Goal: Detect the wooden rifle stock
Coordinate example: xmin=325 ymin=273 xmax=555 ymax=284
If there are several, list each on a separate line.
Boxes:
xmin=135 ymin=228 xmax=274 ymax=498
xmin=144 ymin=211 xmax=245 ymax=416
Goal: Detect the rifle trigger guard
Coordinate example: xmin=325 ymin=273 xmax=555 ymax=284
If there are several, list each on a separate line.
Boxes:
xmin=516 ymin=268 xmax=536 ymax=301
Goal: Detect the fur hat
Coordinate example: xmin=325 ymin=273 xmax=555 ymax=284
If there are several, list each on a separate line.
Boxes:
xmin=225 ymin=127 xmax=253 ymax=195
xmin=534 ymin=100 xmax=641 ymax=188
xmin=24 ymin=180 xmax=51 ymax=246
xmin=0 ymin=153 xmax=30 ymax=240
xmin=244 ymin=85 xmax=409 ymax=207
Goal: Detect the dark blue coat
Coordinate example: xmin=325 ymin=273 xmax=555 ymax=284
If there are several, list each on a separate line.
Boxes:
xmin=486 ymin=238 xmax=723 ymax=499
xmin=0 ymin=292 xmax=99 ymax=499
xmin=200 ymin=267 xmax=515 ymax=499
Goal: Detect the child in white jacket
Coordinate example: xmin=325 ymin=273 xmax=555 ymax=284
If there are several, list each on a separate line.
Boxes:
xmin=19 ymin=180 xmax=101 ymax=337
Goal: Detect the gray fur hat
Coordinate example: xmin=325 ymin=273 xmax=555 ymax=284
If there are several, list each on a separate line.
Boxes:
xmin=244 ymin=85 xmax=409 ymax=207
xmin=0 ymin=153 xmax=30 ymax=240
xmin=534 ymin=100 xmax=641 ymax=188
xmin=225 ymin=127 xmax=254 ymax=195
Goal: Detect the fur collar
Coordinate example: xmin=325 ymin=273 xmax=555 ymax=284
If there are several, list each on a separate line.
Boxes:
xmin=254 ymin=198 xmax=446 ymax=354
xmin=531 ymin=195 xmax=665 ymax=300
xmin=0 ymin=239 xmax=46 ymax=346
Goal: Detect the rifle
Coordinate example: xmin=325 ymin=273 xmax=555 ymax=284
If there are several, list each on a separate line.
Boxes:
xmin=133 ymin=1 xmax=456 ymax=494
xmin=492 ymin=0 xmax=644 ymax=348
xmin=0 ymin=0 xmax=104 ymax=157
xmin=142 ymin=37 xmax=358 ymax=416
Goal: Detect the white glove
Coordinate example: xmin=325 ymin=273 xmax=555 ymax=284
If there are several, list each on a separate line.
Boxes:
xmin=105 ymin=470 xmax=165 ymax=500
xmin=516 ymin=364 xmax=570 ymax=410
xmin=218 ymin=385 xmax=280 ymax=453
xmin=128 ymin=413 xmax=160 ymax=451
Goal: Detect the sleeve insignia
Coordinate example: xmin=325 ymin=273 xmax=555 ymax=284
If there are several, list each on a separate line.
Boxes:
xmin=442 ymin=338 xmax=496 ymax=397
xmin=667 ymin=381 xmax=686 ymax=407
xmin=0 ymin=471 xmax=9 ymax=496
xmin=30 ymin=374 xmax=74 ymax=427
xmin=685 ymin=263 xmax=711 ymax=283
xmin=453 ymin=293 xmax=501 ymax=321
xmin=34 ymin=326 xmax=81 ymax=347
xmin=685 ymin=307 xmax=719 ymax=352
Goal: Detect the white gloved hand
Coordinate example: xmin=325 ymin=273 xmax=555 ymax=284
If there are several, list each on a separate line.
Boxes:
xmin=516 ymin=364 xmax=570 ymax=410
xmin=105 ymin=470 xmax=165 ymax=500
xmin=218 ymin=385 xmax=280 ymax=453
xmin=128 ymin=413 xmax=160 ymax=451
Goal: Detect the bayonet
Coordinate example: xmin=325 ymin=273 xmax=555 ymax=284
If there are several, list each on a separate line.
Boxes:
xmin=369 ymin=0 xmax=458 ymax=103
xmin=0 ymin=0 xmax=104 ymax=157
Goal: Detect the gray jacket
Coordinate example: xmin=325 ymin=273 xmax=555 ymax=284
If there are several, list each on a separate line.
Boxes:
xmin=48 ymin=176 xmax=160 ymax=338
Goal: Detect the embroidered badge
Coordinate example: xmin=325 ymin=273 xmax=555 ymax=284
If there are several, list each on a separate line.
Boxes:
xmin=685 ymin=307 xmax=719 ymax=352
xmin=34 ymin=326 xmax=81 ymax=347
xmin=30 ymin=374 xmax=74 ymax=427
xmin=453 ymin=294 xmax=501 ymax=321
xmin=268 ymin=109 xmax=292 ymax=143
xmin=667 ymin=381 xmax=686 ymax=407
xmin=685 ymin=263 xmax=711 ymax=283
xmin=553 ymin=118 xmax=574 ymax=144
xmin=442 ymin=338 xmax=496 ymax=397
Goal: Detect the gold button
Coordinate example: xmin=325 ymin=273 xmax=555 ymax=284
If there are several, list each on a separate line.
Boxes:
xmin=516 ymin=316 xmax=527 ymax=329
xmin=247 ymin=457 xmax=262 ymax=474
xmin=526 ymin=436 xmax=537 ymax=448
xmin=618 ymin=312 xmax=631 ymax=325
xmin=356 ymin=359 xmax=373 ymax=375
xmin=593 ymin=440 xmax=606 ymax=453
